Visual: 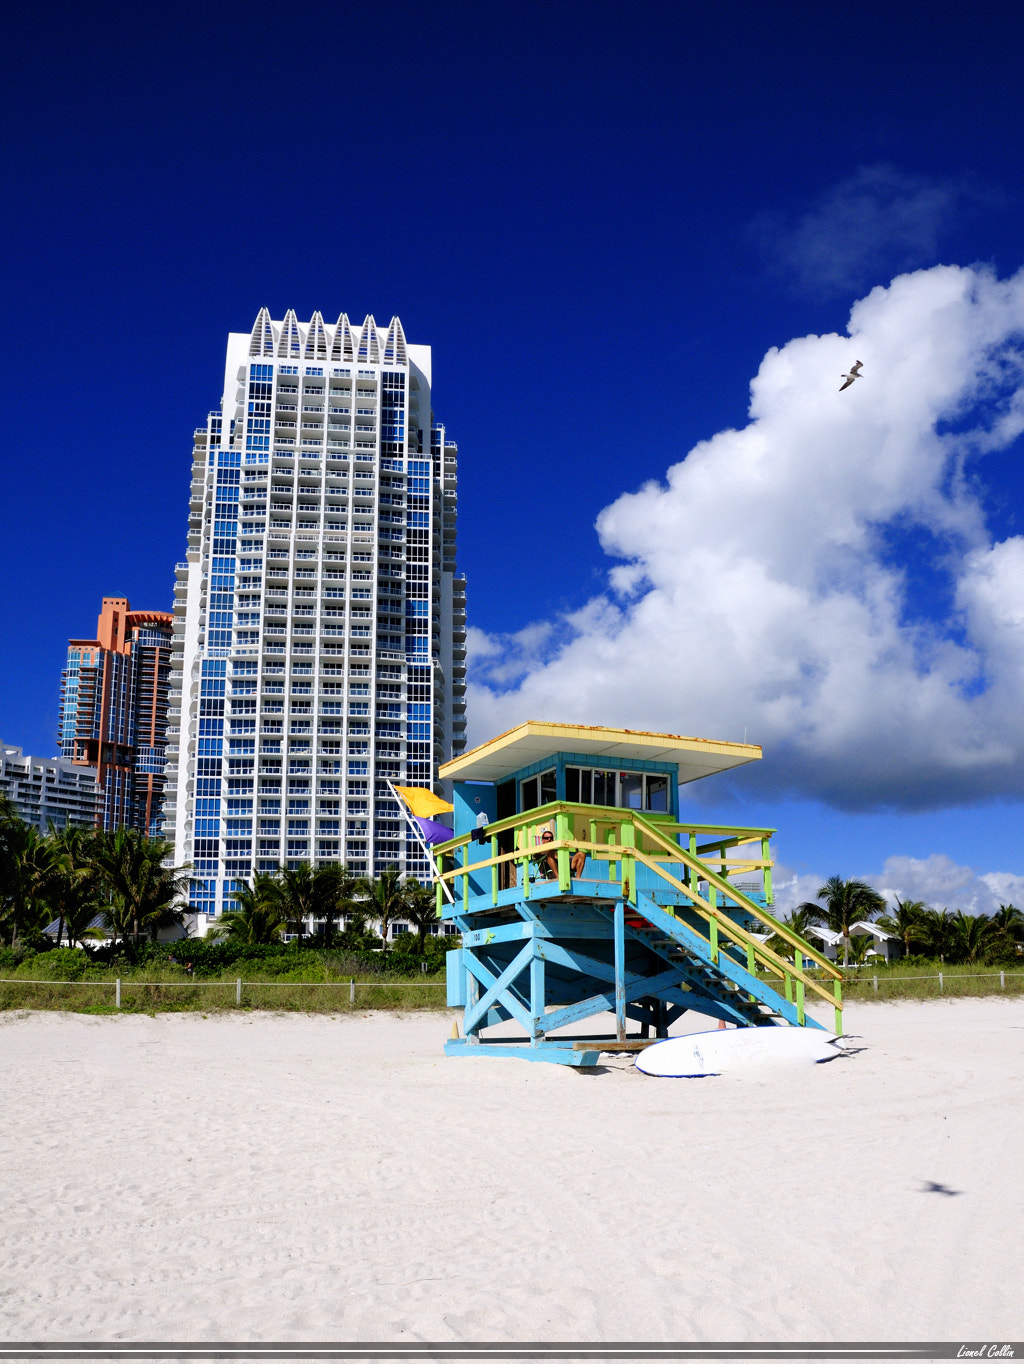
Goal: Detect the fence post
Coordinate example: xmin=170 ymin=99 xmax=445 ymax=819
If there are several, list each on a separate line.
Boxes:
xmin=938 ymin=972 xmax=943 ymax=994
xmin=872 ymin=975 xmax=878 ymax=993
xmin=349 ymin=977 xmax=355 ymax=1004
xmin=115 ymin=978 xmax=121 ymax=1009
xmin=236 ymin=978 xmax=242 ymax=1006
xmin=1000 ymin=971 xmax=1005 ymax=990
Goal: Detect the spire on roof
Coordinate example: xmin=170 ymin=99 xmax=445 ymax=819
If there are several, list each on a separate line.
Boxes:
xmin=331 ymin=313 xmax=354 ymax=362
xmin=249 ymin=307 xmax=274 ymax=358
xmin=357 ymin=315 xmax=380 ymax=364
xmin=277 ymin=309 xmax=301 ymax=359
xmin=383 ymin=317 xmax=407 ymax=365
xmin=304 ymin=311 xmax=327 ymax=360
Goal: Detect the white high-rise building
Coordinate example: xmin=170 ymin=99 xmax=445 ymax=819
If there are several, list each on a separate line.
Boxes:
xmin=164 ymin=309 xmax=467 ymax=927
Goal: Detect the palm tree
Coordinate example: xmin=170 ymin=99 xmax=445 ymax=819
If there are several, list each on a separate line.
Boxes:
xmin=262 ymin=862 xmax=354 ymax=937
xmin=358 ymin=866 xmax=408 ymax=956
xmin=208 ymin=874 xmax=287 ymax=945
xmin=917 ymin=907 xmax=956 ymax=961
xmin=100 ymin=894 xmax=136 ymax=948
xmin=950 ymin=910 xmax=997 ymax=965
xmin=211 ymin=906 xmax=285 ymax=945
xmin=338 ymin=906 xmax=374 ymax=950
xmin=402 ymin=879 xmax=441 ymax=954
xmin=876 ymin=898 xmax=928 ymax=955
xmin=847 ymin=933 xmax=875 ymax=966
xmin=0 ymin=814 xmax=59 ymax=948
xmin=990 ymin=903 xmax=1024 ymax=954
xmin=62 ymin=896 xmax=106 ymax=949
xmin=765 ymin=904 xmax=821 ymax=960
xmin=92 ymin=827 xmax=189 ymax=948
xmin=798 ymin=875 xmax=886 ymax=967
xmin=48 ymin=824 xmax=102 ymax=948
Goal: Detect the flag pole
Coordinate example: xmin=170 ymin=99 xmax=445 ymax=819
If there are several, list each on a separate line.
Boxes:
xmin=387 ymin=780 xmax=455 ymax=904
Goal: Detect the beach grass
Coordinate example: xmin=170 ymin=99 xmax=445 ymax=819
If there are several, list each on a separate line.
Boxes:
xmin=0 ymin=962 xmax=449 ymax=1014
xmin=798 ymin=959 xmax=1024 ymax=1002
xmin=4 ymin=956 xmax=1021 ymax=1014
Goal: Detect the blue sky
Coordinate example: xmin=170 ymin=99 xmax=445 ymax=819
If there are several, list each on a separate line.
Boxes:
xmin=3 ymin=0 xmax=1024 ymax=911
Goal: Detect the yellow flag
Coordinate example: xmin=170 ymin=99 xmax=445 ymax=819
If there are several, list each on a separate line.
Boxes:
xmin=393 ymin=785 xmax=454 ymax=817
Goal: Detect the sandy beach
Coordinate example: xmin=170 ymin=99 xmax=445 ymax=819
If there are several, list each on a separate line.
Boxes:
xmin=1 ymin=998 xmax=1021 ymax=1352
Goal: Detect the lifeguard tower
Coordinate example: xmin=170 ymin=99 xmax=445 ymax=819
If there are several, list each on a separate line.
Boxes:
xmin=433 ymin=722 xmax=843 ymax=1066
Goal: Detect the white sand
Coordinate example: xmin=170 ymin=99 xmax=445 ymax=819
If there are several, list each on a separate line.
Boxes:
xmin=1 ymin=999 xmax=1021 ymax=1349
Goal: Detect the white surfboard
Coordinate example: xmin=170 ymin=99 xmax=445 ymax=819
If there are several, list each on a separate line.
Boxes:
xmin=635 ymin=1026 xmax=842 ymax=1077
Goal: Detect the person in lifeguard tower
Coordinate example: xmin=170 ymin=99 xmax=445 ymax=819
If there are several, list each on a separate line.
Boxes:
xmin=535 ymin=828 xmax=586 ymax=881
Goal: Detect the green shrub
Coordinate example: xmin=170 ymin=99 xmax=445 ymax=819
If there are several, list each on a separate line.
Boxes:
xmin=30 ymin=947 xmax=87 ymax=980
xmin=0 ymin=945 xmax=34 ymax=970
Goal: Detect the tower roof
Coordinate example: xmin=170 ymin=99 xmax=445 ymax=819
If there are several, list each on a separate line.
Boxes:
xmin=439 ymin=721 xmax=762 ymax=786
xmin=241 ymin=310 xmax=413 ymax=369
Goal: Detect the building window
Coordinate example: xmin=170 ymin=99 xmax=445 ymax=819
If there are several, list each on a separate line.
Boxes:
xmin=520 ymin=769 xmax=556 ymax=811
xmin=563 ymin=767 xmax=670 ymax=812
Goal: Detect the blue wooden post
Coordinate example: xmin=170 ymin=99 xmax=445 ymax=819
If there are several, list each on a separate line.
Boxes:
xmin=614 ymin=899 xmax=626 ymax=1042
xmin=794 ymin=948 xmax=805 ymax=1024
xmin=556 ymin=810 xmax=571 ymax=891
xmin=620 ymin=819 xmax=635 ymax=904
xmin=530 ymin=938 xmax=545 ymax=1046
xmin=466 ymin=953 xmax=480 ymax=1043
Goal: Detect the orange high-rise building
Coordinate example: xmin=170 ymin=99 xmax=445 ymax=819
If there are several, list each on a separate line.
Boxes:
xmin=58 ymin=597 xmax=174 ymax=835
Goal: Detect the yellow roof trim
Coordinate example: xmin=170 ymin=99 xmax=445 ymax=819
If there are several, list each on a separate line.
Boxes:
xmin=439 ymin=721 xmax=762 ymax=785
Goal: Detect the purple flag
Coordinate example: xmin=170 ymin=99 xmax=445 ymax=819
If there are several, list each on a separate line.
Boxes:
xmin=415 ymin=816 xmax=452 ymax=846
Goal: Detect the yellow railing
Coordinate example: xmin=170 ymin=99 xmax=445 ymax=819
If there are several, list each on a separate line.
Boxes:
xmin=433 ymin=802 xmax=843 ymax=1032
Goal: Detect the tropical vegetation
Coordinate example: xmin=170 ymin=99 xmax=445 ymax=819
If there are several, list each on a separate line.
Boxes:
xmin=796 ymin=875 xmax=887 ymax=966
xmin=764 ymin=875 xmax=1023 ymax=968
xmin=206 ymin=860 xmax=440 ymax=956
xmin=1 ymin=789 xmax=446 ymax=966
xmin=0 ymin=802 xmax=191 ymax=953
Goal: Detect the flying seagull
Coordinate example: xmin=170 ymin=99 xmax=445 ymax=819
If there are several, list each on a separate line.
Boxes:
xmin=839 ymin=360 xmax=864 ymax=392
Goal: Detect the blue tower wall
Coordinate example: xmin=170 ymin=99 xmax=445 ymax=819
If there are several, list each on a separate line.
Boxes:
xmin=453 ymin=781 xmax=498 ymax=898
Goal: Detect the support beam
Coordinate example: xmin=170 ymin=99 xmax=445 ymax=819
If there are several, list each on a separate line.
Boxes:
xmin=614 ymin=899 xmax=626 ymax=1042
xmin=463 ymin=941 xmax=536 ymax=1034
xmin=539 ymin=967 xmax=685 ymax=1035
xmin=445 ymin=1039 xmax=601 ymax=1066
xmin=530 ymin=949 xmax=545 ymax=1042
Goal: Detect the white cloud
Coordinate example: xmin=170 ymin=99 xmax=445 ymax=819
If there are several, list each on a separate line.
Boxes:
xmin=469 ymin=263 xmax=1024 ymax=810
xmin=774 ymin=851 xmax=1024 ymax=916
xmin=767 ymin=867 xmax=826 ymax=916
xmin=750 ymin=164 xmax=994 ymax=298
xmin=978 ymin=869 xmax=1024 ymax=908
xmin=869 ymin=854 xmax=988 ymax=911
xmin=770 ymin=854 xmax=1024 ymax=916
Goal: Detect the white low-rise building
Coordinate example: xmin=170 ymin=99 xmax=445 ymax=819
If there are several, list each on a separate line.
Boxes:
xmin=803 ymin=920 xmax=902 ymax=962
xmin=0 ymin=741 xmax=99 ymax=832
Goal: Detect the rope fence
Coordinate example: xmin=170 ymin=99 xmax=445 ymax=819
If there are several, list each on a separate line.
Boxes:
xmin=2 ymin=971 xmax=1021 ymax=1010
xmin=854 ymin=970 xmax=1021 ymax=993
xmin=0 ymin=977 xmax=447 ymax=1008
